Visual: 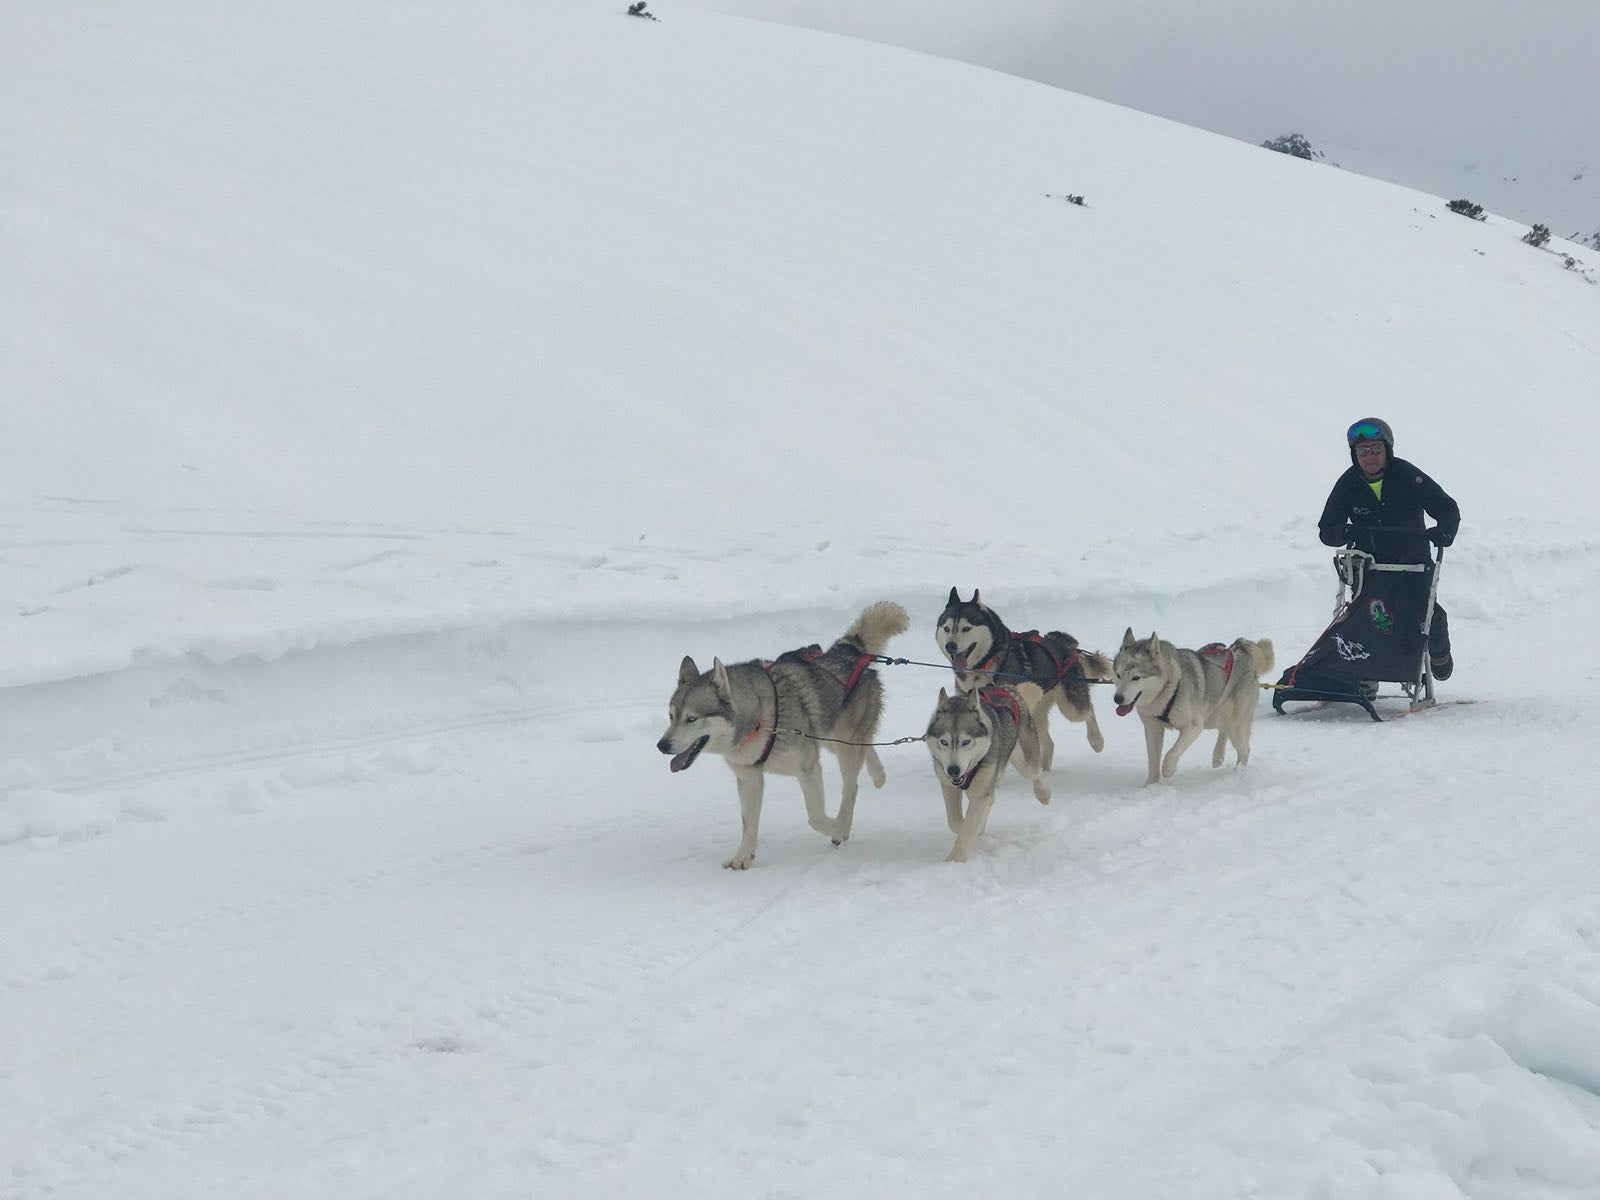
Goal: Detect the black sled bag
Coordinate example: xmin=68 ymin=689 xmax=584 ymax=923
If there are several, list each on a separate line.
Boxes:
xmin=1279 ymin=563 xmax=1431 ymax=693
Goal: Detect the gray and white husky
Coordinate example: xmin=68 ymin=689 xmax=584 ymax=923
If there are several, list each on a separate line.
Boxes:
xmin=657 ymin=601 xmax=909 ymax=869
xmin=935 ymin=588 xmax=1111 ymax=769
xmin=926 ymin=682 xmax=1050 ymax=863
xmin=1111 ymin=628 xmax=1276 ymax=785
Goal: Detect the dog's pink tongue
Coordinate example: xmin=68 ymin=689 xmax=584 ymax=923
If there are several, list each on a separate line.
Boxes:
xmin=1115 ymin=702 xmax=1134 ymax=717
xmin=670 ymin=748 xmax=696 ymax=772
xmin=952 ymin=651 xmax=969 ymax=670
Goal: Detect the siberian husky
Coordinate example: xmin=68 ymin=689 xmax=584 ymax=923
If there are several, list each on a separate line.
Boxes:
xmin=658 ymin=601 xmax=909 ymax=868
xmin=1111 ymin=628 xmax=1275 ymax=785
xmin=925 ymin=682 xmax=1049 ymax=862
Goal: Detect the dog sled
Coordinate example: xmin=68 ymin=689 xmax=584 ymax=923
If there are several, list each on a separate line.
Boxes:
xmin=1272 ymin=529 xmax=1445 ymax=722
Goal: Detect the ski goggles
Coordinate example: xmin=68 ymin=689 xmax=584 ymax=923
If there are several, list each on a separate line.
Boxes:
xmin=1346 ymin=420 xmax=1387 ymax=445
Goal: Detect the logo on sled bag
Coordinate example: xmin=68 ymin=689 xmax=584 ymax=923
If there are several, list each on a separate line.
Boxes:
xmin=1334 ymin=634 xmax=1371 ymax=662
xmin=1368 ymin=599 xmax=1393 ymax=635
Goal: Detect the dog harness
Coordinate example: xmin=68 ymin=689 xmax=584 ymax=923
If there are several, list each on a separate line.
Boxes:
xmin=786 ymin=644 xmax=874 ymax=704
xmin=740 ymin=664 xmax=782 ymax=766
xmin=964 ymin=646 xmax=1003 ymax=674
xmin=1156 ymin=685 xmax=1181 ymax=726
xmin=746 ymin=643 xmax=875 ymax=766
xmin=977 ymin=686 xmax=1022 ymax=726
xmin=963 ymin=631 xmax=1081 ymax=686
xmin=1016 ymin=631 xmax=1082 ymax=687
xmin=1156 ymin=644 xmax=1236 ymax=726
xmin=1199 ymin=643 xmax=1236 ymax=679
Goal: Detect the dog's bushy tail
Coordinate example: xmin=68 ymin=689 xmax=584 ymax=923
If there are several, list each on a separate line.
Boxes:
xmin=843 ymin=600 xmax=910 ymax=656
xmin=1237 ymin=637 xmax=1276 ymax=679
xmin=1078 ymin=649 xmax=1114 ymax=682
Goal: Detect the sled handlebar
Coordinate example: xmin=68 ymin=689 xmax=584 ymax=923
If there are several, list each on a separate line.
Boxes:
xmin=1343 ymin=525 xmax=1434 ymax=538
xmin=1339 ymin=525 xmax=1447 ymax=562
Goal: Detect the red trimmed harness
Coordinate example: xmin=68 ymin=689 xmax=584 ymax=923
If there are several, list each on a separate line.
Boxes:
xmin=1157 ymin=643 xmax=1236 ymax=726
xmin=1018 ymin=631 xmax=1082 ymax=688
xmin=798 ymin=648 xmax=875 ymax=702
xmin=741 ymin=662 xmax=782 ymax=766
xmin=743 ymin=648 xmax=874 ymax=766
xmin=977 ymin=686 xmax=1021 ymax=725
xmin=1199 ymin=643 xmax=1236 ymax=679
xmin=963 ymin=645 xmax=1003 ymax=675
xmin=966 ymin=630 xmax=1081 ymax=686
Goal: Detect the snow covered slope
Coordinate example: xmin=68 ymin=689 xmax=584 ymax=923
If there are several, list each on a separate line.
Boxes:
xmin=3 ymin=3 xmax=1599 ymax=1197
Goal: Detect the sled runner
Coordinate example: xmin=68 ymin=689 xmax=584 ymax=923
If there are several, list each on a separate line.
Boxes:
xmin=1273 ymin=531 xmax=1445 ymax=722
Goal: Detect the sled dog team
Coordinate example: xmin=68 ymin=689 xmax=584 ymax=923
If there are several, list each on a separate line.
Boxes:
xmin=657 ymin=591 xmax=1274 ymax=868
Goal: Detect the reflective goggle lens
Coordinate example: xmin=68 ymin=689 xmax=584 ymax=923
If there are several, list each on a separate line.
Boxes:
xmin=1347 ymin=421 xmax=1384 ymax=444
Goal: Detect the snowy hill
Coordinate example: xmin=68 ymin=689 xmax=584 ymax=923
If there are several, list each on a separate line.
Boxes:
xmin=1306 ymin=139 xmax=1600 ymax=248
xmin=3 ymin=3 xmax=1600 ymax=1197
xmin=691 ymin=0 xmax=1600 ymax=238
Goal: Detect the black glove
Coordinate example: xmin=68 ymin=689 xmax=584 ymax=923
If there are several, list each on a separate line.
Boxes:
xmin=1426 ymin=526 xmax=1453 ymax=547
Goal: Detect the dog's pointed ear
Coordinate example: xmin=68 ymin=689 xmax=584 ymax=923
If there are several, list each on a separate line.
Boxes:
xmin=710 ymin=657 xmax=731 ymax=696
xmin=938 ymin=686 xmax=949 ymax=702
xmin=972 ymin=589 xmax=984 ymax=608
xmin=678 ymin=655 xmax=700 ymax=685
xmin=1146 ymin=632 xmax=1161 ymax=652
xmin=946 ymin=586 xmax=959 ymax=606
xmin=1121 ymin=626 xmax=1137 ymax=648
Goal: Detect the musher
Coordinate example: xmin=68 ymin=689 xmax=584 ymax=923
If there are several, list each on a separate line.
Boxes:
xmin=1318 ymin=417 xmax=1461 ymax=680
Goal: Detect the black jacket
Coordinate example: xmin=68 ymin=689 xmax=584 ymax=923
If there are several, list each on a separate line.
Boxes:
xmin=1317 ymin=456 xmax=1461 ymax=564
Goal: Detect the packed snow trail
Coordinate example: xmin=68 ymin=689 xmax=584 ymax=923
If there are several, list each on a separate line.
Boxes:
xmin=6 ymin=578 xmax=1600 ymax=1200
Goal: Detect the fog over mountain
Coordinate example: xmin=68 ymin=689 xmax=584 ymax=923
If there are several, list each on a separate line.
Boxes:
xmin=693 ymin=0 xmax=1600 ymax=240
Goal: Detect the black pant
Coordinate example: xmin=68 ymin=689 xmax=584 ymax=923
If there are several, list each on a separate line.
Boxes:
xmin=1428 ymin=603 xmax=1450 ymax=658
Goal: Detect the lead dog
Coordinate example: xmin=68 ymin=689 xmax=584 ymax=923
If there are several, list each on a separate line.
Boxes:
xmin=657 ymin=601 xmax=909 ymax=869
xmin=1111 ymin=628 xmax=1276 ymax=785
xmin=926 ymin=682 xmax=1050 ymax=862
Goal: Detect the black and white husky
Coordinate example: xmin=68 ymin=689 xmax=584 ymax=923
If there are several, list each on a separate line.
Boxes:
xmin=935 ymin=588 xmax=1111 ymax=769
xmin=657 ymin=601 xmax=909 ymax=869
xmin=925 ymin=682 xmax=1050 ymax=862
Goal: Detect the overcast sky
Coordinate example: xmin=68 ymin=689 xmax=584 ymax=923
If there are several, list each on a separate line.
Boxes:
xmin=694 ymin=0 xmax=1599 ymax=230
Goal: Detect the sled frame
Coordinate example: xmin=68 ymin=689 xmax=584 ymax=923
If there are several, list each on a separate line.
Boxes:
xmin=1275 ymin=544 xmax=1445 ymax=722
